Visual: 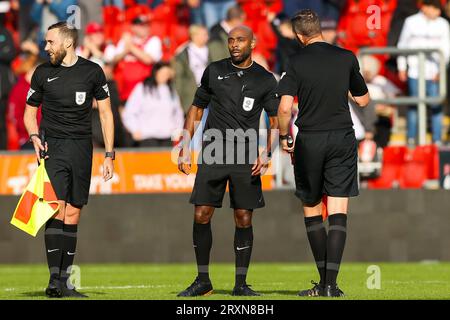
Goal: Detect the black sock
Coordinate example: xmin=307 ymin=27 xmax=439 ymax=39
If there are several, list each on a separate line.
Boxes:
xmin=59 ymin=224 xmax=78 ymax=286
xmin=193 ymin=222 xmax=212 ymax=282
xmin=304 ymin=215 xmax=327 ymax=286
xmin=45 ymin=219 xmax=64 ymax=281
xmin=326 ymin=214 xmax=347 ymax=286
xmin=234 ymin=226 xmax=253 ymax=287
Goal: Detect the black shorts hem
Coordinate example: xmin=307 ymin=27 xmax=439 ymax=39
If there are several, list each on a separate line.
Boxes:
xmin=324 ymin=191 xmax=360 ymax=198
xmin=294 ymin=191 xmax=322 ymax=206
xmin=189 ymin=200 xmax=223 ymax=208
xmin=230 ymin=202 xmax=264 ymax=210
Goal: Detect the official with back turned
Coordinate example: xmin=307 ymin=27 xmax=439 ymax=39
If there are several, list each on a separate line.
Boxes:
xmin=24 ymin=22 xmax=115 ymax=298
xmin=277 ymin=10 xmax=370 ymax=297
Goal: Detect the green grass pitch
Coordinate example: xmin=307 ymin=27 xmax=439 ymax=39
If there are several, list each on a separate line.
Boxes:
xmin=0 ymin=263 xmax=449 ymax=300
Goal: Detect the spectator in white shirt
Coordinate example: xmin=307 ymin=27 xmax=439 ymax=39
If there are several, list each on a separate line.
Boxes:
xmin=397 ymin=0 xmax=450 ymax=145
xmin=122 ymin=62 xmax=184 ymax=147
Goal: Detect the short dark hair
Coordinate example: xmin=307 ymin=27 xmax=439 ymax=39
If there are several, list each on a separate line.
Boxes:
xmin=422 ymin=0 xmax=442 ymax=9
xmin=48 ymin=21 xmax=78 ymax=47
xmin=291 ymin=9 xmax=321 ymax=37
xmin=226 ymin=5 xmax=245 ymax=22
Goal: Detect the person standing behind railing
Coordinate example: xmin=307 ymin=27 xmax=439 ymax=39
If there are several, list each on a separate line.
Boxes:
xmin=397 ymin=0 xmax=450 ymax=146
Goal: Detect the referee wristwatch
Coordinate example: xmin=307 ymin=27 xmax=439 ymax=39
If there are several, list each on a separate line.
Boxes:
xmin=105 ymin=151 xmax=115 ymax=160
xmin=29 ymin=133 xmax=39 ymax=142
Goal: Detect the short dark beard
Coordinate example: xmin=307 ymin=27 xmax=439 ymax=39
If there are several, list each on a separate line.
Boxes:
xmin=50 ymin=48 xmax=67 ymax=66
xmin=231 ymin=51 xmax=251 ymax=65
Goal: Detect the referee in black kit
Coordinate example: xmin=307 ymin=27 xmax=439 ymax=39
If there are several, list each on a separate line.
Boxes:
xmin=277 ymin=10 xmax=370 ymax=297
xmin=24 ymin=22 xmax=115 ymax=298
xmin=177 ymin=26 xmax=279 ymax=297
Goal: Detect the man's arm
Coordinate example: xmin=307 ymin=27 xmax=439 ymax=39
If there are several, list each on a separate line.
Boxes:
xmin=129 ymin=44 xmax=155 ymax=65
xmin=130 ymin=37 xmax=162 ymax=65
xmin=97 ymin=98 xmax=115 ymax=181
xmin=277 ymin=95 xmax=295 ymax=153
xmin=24 ymin=105 xmax=46 ymax=161
xmin=350 ymin=92 xmax=370 ymax=108
xmin=178 ymin=105 xmax=204 ymax=175
xmin=396 ymin=18 xmax=411 ymax=82
xmin=266 ymin=115 xmax=278 ymax=156
xmin=251 ymin=115 xmax=278 ymax=176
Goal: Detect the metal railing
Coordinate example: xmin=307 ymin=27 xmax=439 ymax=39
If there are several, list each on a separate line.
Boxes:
xmin=359 ymin=47 xmax=447 ymax=146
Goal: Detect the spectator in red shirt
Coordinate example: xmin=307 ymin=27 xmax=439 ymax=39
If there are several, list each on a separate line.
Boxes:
xmin=77 ymin=21 xmax=107 ymax=65
xmin=8 ymin=54 xmax=42 ymax=149
xmin=105 ymin=14 xmax=163 ymax=103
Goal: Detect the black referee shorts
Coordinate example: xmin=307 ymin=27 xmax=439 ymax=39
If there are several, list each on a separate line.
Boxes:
xmin=45 ymin=137 xmax=93 ymax=207
xmin=293 ymin=128 xmax=358 ymax=206
xmin=190 ymin=164 xmax=264 ymax=210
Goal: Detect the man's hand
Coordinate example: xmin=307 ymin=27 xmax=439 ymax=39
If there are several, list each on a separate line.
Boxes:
xmin=178 ymin=148 xmax=191 ymax=175
xmin=251 ymin=150 xmax=271 ymax=176
xmin=31 ymin=136 xmax=48 ymax=162
xmin=103 ymin=157 xmax=114 ymax=182
xmin=281 ymin=138 xmax=294 ymax=153
xmin=122 ymin=33 xmax=133 ymax=52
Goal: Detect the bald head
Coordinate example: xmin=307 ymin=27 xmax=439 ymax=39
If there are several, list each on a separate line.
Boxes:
xmin=229 ymin=25 xmax=254 ymax=41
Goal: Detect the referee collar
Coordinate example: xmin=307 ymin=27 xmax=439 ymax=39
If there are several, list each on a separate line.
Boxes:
xmin=230 ymin=59 xmax=254 ymax=70
xmin=61 ymin=55 xmax=79 ymax=68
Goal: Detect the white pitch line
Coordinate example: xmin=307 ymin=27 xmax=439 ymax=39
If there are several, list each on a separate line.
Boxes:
xmin=2 ymin=284 xmax=177 ymax=292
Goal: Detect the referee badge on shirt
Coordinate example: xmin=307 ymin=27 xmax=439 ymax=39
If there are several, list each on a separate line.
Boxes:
xmin=75 ymin=92 xmax=86 ymax=105
xmin=242 ymin=97 xmax=255 ymax=111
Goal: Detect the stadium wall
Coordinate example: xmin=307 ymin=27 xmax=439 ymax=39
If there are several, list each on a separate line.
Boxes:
xmin=1 ymin=190 xmax=449 ymax=263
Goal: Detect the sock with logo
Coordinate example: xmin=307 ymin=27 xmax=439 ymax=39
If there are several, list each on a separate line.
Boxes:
xmin=59 ymin=224 xmax=78 ymax=286
xmin=326 ymin=214 xmax=347 ymax=286
xmin=45 ymin=218 xmax=64 ymax=281
xmin=304 ymin=215 xmax=327 ymax=286
xmin=234 ymin=226 xmax=253 ymax=287
xmin=193 ymin=222 xmax=212 ymax=283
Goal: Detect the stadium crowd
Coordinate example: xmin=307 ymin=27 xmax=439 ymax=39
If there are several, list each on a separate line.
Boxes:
xmin=1 ymin=0 xmax=450 ymax=151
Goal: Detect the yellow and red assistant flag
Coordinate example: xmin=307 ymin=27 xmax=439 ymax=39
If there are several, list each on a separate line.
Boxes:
xmin=10 ymin=159 xmax=59 ymax=237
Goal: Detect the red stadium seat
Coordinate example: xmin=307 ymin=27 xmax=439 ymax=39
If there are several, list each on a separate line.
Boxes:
xmin=367 ymin=146 xmax=406 ymax=189
xmin=399 ymin=148 xmax=426 ymax=188
xmin=397 ymin=145 xmax=439 ymax=188
xmin=413 ymin=145 xmax=439 ymax=180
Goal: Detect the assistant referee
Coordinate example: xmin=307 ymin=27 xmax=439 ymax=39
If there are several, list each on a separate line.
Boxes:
xmin=177 ymin=26 xmax=279 ymax=297
xmin=24 ymin=22 xmax=115 ymax=298
xmin=277 ymin=10 xmax=370 ymax=297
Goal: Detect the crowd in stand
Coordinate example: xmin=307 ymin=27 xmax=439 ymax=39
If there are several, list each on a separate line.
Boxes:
xmin=1 ymin=0 xmax=450 ymax=151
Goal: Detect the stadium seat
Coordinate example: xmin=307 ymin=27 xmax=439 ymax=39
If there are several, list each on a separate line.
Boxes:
xmin=413 ymin=145 xmax=440 ymax=180
xmin=337 ymin=0 xmax=397 ymax=54
xmin=367 ymin=146 xmax=406 ymax=189
xmin=399 ymin=148 xmax=427 ymax=189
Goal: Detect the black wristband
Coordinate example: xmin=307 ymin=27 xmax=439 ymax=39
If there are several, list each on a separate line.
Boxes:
xmin=279 ymin=134 xmax=289 ymax=141
xmin=105 ymin=151 xmax=115 ymax=160
xmin=29 ymin=133 xmax=39 ymax=142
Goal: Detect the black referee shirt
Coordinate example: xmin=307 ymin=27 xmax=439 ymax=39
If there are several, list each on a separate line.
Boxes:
xmin=277 ymin=42 xmax=368 ymax=132
xmin=193 ymin=58 xmax=279 ymax=142
xmin=27 ymin=56 xmax=110 ymax=138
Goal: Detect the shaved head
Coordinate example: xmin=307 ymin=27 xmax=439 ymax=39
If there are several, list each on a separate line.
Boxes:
xmin=229 ymin=25 xmax=254 ymax=40
xmin=228 ymin=25 xmax=255 ymax=65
